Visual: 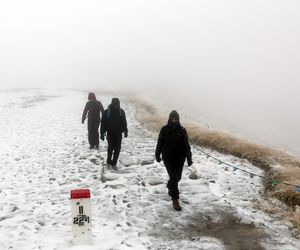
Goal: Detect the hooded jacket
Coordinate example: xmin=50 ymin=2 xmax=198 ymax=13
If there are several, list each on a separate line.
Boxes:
xmin=100 ymin=98 xmax=128 ymax=135
xmin=82 ymin=92 xmax=104 ymax=123
xmin=155 ymin=110 xmax=192 ymax=163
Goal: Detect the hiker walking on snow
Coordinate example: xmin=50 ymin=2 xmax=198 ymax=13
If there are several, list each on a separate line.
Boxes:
xmin=155 ymin=110 xmax=193 ymax=211
xmin=82 ymin=92 xmax=104 ymax=149
xmin=100 ymin=98 xmax=128 ymax=170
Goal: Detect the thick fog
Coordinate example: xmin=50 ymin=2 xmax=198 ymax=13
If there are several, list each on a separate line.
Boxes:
xmin=1 ymin=0 xmax=300 ymax=156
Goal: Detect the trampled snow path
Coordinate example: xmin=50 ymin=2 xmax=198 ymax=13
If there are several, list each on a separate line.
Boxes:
xmin=0 ymin=89 xmax=299 ymax=250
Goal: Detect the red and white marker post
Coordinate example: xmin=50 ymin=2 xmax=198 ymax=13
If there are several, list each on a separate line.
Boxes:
xmin=70 ymin=189 xmax=92 ymax=245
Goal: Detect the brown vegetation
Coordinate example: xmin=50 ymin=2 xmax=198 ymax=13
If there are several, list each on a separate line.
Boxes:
xmin=129 ymin=96 xmax=300 ymax=233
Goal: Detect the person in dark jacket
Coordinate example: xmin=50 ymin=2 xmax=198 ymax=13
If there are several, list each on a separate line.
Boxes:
xmin=82 ymin=92 xmax=104 ymax=149
xmin=155 ymin=110 xmax=192 ymax=211
xmin=100 ymin=98 xmax=128 ymax=170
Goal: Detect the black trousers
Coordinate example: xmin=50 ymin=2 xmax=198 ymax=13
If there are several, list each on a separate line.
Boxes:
xmin=164 ymin=159 xmax=185 ymax=200
xmin=88 ymin=119 xmax=100 ymax=147
xmin=107 ymin=133 xmax=122 ymax=165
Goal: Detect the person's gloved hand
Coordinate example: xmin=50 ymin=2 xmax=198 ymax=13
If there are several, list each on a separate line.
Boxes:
xmin=81 ymin=120 xmax=84 ymax=124
xmin=187 ymin=159 xmax=193 ymax=166
xmin=124 ymin=131 xmax=128 ymax=138
xmin=100 ymin=134 xmax=105 ymax=141
xmin=156 ymin=156 xmax=161 ymax=163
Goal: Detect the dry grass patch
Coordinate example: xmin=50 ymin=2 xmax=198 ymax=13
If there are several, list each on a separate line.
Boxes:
xmin=130 ymin=96 xmax=300 ymax=233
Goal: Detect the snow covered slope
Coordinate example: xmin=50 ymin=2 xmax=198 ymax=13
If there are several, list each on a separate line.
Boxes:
xmin=0 ymin=89 xmax=299 ymax=250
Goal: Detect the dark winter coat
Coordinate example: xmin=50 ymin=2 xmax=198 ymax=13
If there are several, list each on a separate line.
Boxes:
xmin=82 ymin=100 xmax=104 ymax=123
xmin=155 ymin=111 xmax=192 ymax=164
xmin=100 ymin=98 xmax=128 ymax=136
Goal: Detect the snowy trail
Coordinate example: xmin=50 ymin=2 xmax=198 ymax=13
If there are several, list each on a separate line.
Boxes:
xmin=0 ymin=89 xmax=299 ymax=250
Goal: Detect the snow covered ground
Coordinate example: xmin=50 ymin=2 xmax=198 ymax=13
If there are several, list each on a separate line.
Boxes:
xmin=0 ymin=89 xmax=299 ymax=250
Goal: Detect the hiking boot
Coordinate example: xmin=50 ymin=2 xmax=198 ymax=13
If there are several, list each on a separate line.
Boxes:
xmin=95 ymin=145 xmax=99 ymax=149
xmin=173 ymin=199 xmax=182 ymax=211
xmin=111 ymin=165 xmax=118 ymax=171
xmin=89 ymin=145 xmax=94 ymax=149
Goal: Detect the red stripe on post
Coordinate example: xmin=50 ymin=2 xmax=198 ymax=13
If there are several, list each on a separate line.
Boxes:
xmin=70 ymin=189 xmax=91 ymax=199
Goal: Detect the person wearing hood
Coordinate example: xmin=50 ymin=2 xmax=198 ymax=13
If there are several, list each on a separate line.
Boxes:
xmin=155 ymin=110 xmax=193 ymax=211
xmin=82 ymin=92 xmax=104 ymax=149
xmin=100 ymin=98 xmax=128 ymax=170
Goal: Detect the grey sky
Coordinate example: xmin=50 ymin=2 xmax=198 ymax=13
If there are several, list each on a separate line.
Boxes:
xmin=0 ymin=0 xmax=299 ymax=155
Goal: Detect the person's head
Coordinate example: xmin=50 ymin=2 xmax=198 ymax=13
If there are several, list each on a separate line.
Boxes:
xmin=168 ymin=110 xmax=180 ymax=125
xmin=88 ymin=92 xmax=96 ymax=101
xmin=111 ymin=97 xmax=120 ymax=109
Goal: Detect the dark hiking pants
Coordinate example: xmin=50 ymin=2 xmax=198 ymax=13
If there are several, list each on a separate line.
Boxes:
xmin=107 ymin=133 xmax=122 ymax=165
xmin=164 ymin=160 xmax=184 ymax=200
xmin=88 ymin=119 xmax=100 ymax=147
